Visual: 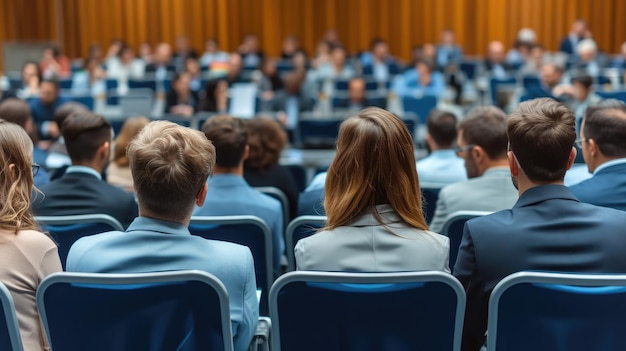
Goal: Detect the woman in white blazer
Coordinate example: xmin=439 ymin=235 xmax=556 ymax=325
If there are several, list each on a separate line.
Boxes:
xmin=295 ymin=107 xmax=450 ymax=272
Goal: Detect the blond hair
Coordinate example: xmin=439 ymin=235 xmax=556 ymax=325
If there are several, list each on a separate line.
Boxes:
xmin=113 ymin=116 xmax=150 ymax=167
xmin=128 ymin=121 xmax=216 ymax=221
xmin=0 ymin=120 xmax=39 ymax=233
xmin=324 ymin=108 xmax=428 ymax=231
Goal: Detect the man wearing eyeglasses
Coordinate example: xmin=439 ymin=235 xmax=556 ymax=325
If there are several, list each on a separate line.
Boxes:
xmin=454 ymin=98 xmax=626 ymax=351
xmin=569 ymin=99 xmax=626 ymax=211
xmin=429 ymin=106 xmax=518 ymax=233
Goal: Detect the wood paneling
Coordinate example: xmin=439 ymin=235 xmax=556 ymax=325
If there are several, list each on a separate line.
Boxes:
xmin=1 ymin=0 xmax=625 ymax=71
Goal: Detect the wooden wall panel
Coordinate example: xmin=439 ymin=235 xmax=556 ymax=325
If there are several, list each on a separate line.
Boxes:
xmin=1 ymin=0 xmax=625 ymax=72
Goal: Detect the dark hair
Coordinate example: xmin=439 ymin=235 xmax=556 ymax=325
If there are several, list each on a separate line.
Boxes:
xmin=583 ymin=100 xmax=626 ymax=158
xmin=201 ymin=115 xmax=247 ymax=168
xmin=203 ymin=79 xmax=227 ymax=112
xmin=244 ymin=117 xmax=287 ymax=172
xmin=415 ymin=58 xmax=436 ymax=72
xmin=508 ymin=98 xmax=576 ymax=182
xmin=40 ymin=78 xmax=59 ymax=90
xmin=53 ymin=102 xmax=89 ymax=130
xmin=572 ymin=75 xmax=593 ymax=89
xmin=370 ymin=38 xmax=386 ymax=50
xmin=427 ymin=110 xmax=458 ymax=147
xmin=62 ymin=112 xmax=112 ymax=163
xmin=21 ymin=61 xmax=42 ymax=81
xmin=0 ymin=98 xmax=31 ymax=128
xmin=459 ymin=106 xmax=508 ymax=159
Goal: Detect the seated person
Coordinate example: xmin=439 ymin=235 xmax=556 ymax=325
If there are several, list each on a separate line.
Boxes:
xmin=165 ymin=72 xmax=198 ymax=117
xmin=333 ymin=77 xmax=386 ymax=111
xmin=66 ymin=121 xmax=258 ymax=351
xmin=417 ymin=110 xmax=467 ymax=187
xmin=32 ymin=112 xmax=138 ymax=228
xmin=295 ymin=107 xmax=450 ymax=272
xmin=193 ymin=115 xmax=284 ymax=274
xmin=391 ymin=59 xmax=445 ymax=98
xmin=27 ymin=79 xmax=70 ymax=143
xmin=144 ymin=42 xmax=176 ymax=79
xmin=523 ymin=61 xmax=566 ymax=100
xmin=361 ymin=38 xmax=401 ymax=82
xmin=454 ymin=98 xmax=626 ymax=351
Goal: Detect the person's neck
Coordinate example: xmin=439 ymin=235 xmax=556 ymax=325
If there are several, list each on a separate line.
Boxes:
xmin=139 ymin=210 xmax=191 ymax=227
xmin=426 ymin=140 xmax=453 ymax=152
xmin=591 ymin=154 xmax=623 ymax=173
xmin=212 ymin=164 xmax=244 ymax=176
xmin=479 ymin=159 xmax=510 ymax=175
xmin=517 ymin=177 xmax=564 ymax=197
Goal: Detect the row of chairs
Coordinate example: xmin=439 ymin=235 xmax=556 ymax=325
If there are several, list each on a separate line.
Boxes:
xmin=3 ymin=269 xmax=626 ymax=350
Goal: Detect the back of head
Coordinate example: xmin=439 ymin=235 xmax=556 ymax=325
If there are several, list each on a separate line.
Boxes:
xmin=0 ymin=120 xmax=38 ymax=232
xmin=583 ymin=100 xmax=626 ymax=158
xmin=325 ymin=107 xmax=427 ymax=231
xmin=427 ymin=110 xmax=458 ymax=148
xmin=53 ymin=102 xmax=90 ymax=130
xmin=459 ymin=106 xmax=508 ymax=160
xmin=572 ymin=75 xmax=593 ymax=90
xmin=62 ymin=112 xmax=112 ymax=163
xmin=508 ymin=98 xmax=576 ymax=182
xmin=128 ymin=121 xmax=216 ymax=222
xmin=201 ymin=115 xmax=247 ymax=168
xmin=244 ymin=117 xmax=287 ymax=172
xmin=0 ymin=98 xmax=31 ymax=128
xmin=113 ymin=116 xmax=150 ymax=167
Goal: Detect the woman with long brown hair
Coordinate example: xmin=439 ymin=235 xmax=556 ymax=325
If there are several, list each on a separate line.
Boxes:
xmin=295 ymin=107 xmax=449 ymax=272
xmin=0 ymin=119 xmax=62 ymax=350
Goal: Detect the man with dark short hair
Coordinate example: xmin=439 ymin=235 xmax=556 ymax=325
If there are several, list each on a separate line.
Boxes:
xmin=66 ymin=121 xmax=258 ymax=351
xmin=32 ymin=111 xmax=137 ymax=228
xmin=570 ymin=100 xmax=626 ymax=210
xmin=454 ymin=98 xmax=626 ymax=351
xmin=416 ymin=110 xmax=467 ymax=187
xmin=429 ymin=106 xmax=518 ymax=233
xmin=194 ymin=115 xmax=284 ymax=274
xmin=27 ymin=79 xmax=70 ymax=141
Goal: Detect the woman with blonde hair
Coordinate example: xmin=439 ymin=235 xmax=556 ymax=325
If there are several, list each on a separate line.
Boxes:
xmin=295 ymin=107 xmax=450 ymax=272
xmin=107 ymin=116 xmax=150 ymax=192
xmin=0 ymin=119 xmax=62 ymax=350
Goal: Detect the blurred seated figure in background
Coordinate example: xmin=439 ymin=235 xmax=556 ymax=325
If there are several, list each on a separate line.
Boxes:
xmin=505 ymin=28 xmax=537 ymax=67
xmin=244 ymin=116 xmax=299 ymax=220
xmin=519 ymin=44 xmax=545 ymax=76
xmin=524 ymin=61 xmax=566 ymax=100
xmin=0 ymin=120 xmax=62 ymax=351
xmin=392 ymin=59 xmax=445 ymax=98
xmin=258 ymin=58 xmax=284 ymax=106
xmin=484 ymin=41 xmax=513 ymax=79
xmin=107 ymin=116 xmax=150 ymax=192
xmin=39 ymin=46 xmax=71 ymax=79
xmin=27 ymin=79 xmax=70 ymax=145
xmin=238 ymin=34 xmax=265 ymax=69
xmin=295 ymin=107 xmax=450 ymax=272
xmin=45 ymin=102 xmax=90 ymax=172
xmin=574 ymin=39 xmax=602 ymax=78
xmin=559 ymin=19 xmax=589 ymax=56
xmin=360 ymin=38 xmax=401 ymax=82
xmin=417 ymin=110 xmax=467 ymax=187
xmin=165 ymin=72 xmax=198 ymax=116
xmin=202 ymin=78 xmax=229 ymax=113
xmin=144 ymin=42 xmax=176 ymax=80
xmin=106 ymin=45 xmax=145 ymax=94
xmin=200 ymin=38 xmax=229 ymax=68
xmin=310 ymin=45 xmax=355 ymax=95
xmin=172 ymin=35 xmax=198 ymax=73
xmin=611 ymin=41 xmax=626 ymax=69
xmin=281 ymin=35 xmax=304 ymax=60
xmin=15 ymin=61 xmax=42 ymax=99
xmin=311 ymin=40 xmax=332 ymax=69
xmin=184 ymin=56 xmax=204 ymax=93
xmin=334 ymin=77 xmax=385 ymax=111
xmin=436 ymin=29 xmax=463 ymax=70
xmin=71 ymin=56 xmax=106 ymax=96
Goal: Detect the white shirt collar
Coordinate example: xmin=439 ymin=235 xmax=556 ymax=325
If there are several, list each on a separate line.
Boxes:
xmin=594 ymin=158 xmax=626 ymax=175
xmin=65 ymin=166 xmax=103 ymax=180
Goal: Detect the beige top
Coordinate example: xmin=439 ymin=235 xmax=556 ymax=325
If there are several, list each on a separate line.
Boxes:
xmin=106 ymin=162 xmax=134 ymax=192
xmin=0 ymin=229 xmax=62 ymax=351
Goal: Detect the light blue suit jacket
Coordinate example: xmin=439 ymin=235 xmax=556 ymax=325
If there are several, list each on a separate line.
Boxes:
xmin=193 ymin=174 xmax=284 ymax=271
xmin=67 ymin=217 xmax=259 ymax=351
xmin=391 ymin=68 xmax=445 ymax=98
xmin=416 ymin=150 xmax=467 ymax=188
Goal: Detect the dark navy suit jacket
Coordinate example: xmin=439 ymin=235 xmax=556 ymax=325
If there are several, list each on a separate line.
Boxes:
xmin=453 ymin=184 xmax=626 ymax=351
xmin=569 ymin=162 xmax=626 ymax=211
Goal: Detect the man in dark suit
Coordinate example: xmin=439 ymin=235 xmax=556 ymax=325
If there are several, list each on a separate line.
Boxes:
xmin=332 ymin=77 xmax=386 ymax=111
xmin=27 ymin=79 xmax=70 ymax=141
xmin=559 ymin=19 xmax=587 ymax=56
xmin=454 ymin=98 xmax=626 ymax=351
xmin=32 ymin=111 xmax=138 ymax=228
xmin=569 ymin=100 xmax=626 ymax=210
xmin=523 ymin=62 xmax=566 ymax=100
xmin=144 ymin=42 xmax=176 ymax=79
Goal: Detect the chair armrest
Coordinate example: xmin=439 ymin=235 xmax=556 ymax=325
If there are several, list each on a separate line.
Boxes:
xmin=248 ymin=316 xmax=271 ymax=351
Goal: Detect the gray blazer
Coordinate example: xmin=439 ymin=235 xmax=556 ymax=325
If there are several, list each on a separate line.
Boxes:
xmin=295 ymin=204 xmax=450 ymax=272
xmin=429 ymin=167 xmax=519 ymax=233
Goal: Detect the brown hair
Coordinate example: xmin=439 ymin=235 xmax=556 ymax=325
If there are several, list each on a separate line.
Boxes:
xmin=128 ymin=121 xmax=216 ymax=221
xmin=508 ymin=98 xmax=576 ymax=182
xmin=201 ymin=115 xmax=247 ymax=168
xmin=53 ymin=102 xmax=89 ymax=130
xmin=62 ymin=112 xmax=112 ymax=163
xmin=0 ymin=120 xmax=39 ymax=233
xmin=582 ymin=100 xmax=626 ymax=158
xmin=113 ymin=116 xmax=150 ymax=167
xmin=459 ymin=106 xmax=508 ymax=160
xmin=324 ymin=107 xmax=427 ymax=231
xmin=244 ymin=117 xmax=287 ymax=172
xmin=0 ymin=98 xmax=31 ymax=128
xmin=426 ymin=110 xmax=457 ymax=147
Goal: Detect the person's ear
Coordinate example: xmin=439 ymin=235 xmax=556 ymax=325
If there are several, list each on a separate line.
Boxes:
xmin=99 ymin=141 xmax=110 ymax=160
xmin=196 ymin=182 xmax=208 ymax=207
xmin=508 ymin=151 xmax=519 ymax=176
xmin=243 ymin=144 xmax=250 ymax=161
xmin=472 ymin=145 xmax=485 ymax=164
xmin=588 ymin=139 xmax=599 ymax=157
xmin=566 ymin=147 xmax=577 ymax=170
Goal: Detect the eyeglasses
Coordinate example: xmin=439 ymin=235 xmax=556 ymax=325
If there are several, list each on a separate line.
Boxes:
xmin=574 ymin=138 xmax=588 ymax=148
xmin=454 ymin=144 xmax=475 ymax=156
xmin=32 ymin=163 xmax=40 ymax=177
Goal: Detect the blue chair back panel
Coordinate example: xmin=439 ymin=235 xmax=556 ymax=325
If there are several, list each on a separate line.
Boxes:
xmin=402 ymin=96 xmax=437 ymax=124
xmin=105 ymin=79 xmax=119 ymax=91
xmin=128 ymin=79 xmax=157 ymax=92
xmin=489 ymin=77 xmax=517 ymax=108
xmin=421 ymin=188 xmax=440 ymax=225
xmin=596 ymin=91 xmax=626 ymax=104
xmin=0 ymin=302 xmax=11 ymax=351
xmin=0 ymin=283 xmax=22 ymax=351
xmin=42 ymin=222 xmax=119 ymax=270
xmin=445 ymin=218 xmax=469 ymax=269
xmin=460 ymin=61 xmax=478 ymax=80
xmin=285 ymin=164 xmax=307 ymax=192
xmin=41 ymin=280 xmax=226 ymax=351
xmin=188 ymin=223 xmax=270 ymax=314
xmin=275 ymin=280 xmax=460 ymax=351
xmin=59 ymin=79 xmax=73 ymax=90
xmin=494 ymin=281 xmax=626 ymax=351
xmin=71 ymin=96 xmax=95 ymax=111
xmin=298 ymin=120 xmax=342 ymax=149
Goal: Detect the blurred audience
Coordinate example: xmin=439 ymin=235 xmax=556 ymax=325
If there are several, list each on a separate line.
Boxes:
xmin=107 ymin=116 xmax=150 ymax=192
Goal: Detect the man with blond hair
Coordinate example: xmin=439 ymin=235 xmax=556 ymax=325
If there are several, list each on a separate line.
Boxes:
xmin=67 ymin=121 xmax=259 ymax=351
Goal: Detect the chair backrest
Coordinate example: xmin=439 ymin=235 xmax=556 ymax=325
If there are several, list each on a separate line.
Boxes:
xmin=270 ymin=271 xmax=465 ymax=351
xmin=36 ymin=214 xmax=124 ymax=270
xmin=119 ymin=89 xmax=155 ymax=116
xmin=402 ymin=95 xmax=438 ymax=124
xmin=70 ymin=95 xmax=95 ymax=111
xmin=596 ymin=90 xmax=626 ymax=104
xmin=284 ymin=164 xmax=307 ymax=192
xmin=0 ymin=282 xmax=23 ymax=351
xmin=188 ymin=215 xmax=273 ymax=315
xmin=440 ymin=211 xmax=491 ymax=269
xmin=285 ymin=216 xmax=327 ymax=271
xmin=254 ymin=187 xmax=289 ymax=228
xmin=37 ymin=270 xmax=232 ymax=351
xmin=489 ymin=77 xmax=517 ymax=108
xmin=297 ymin=118 xmax=343 ymax=149
xmin=421 ymin=187 xmax=441 ymax=225
xmin=488 ymin=271 xmax=626 ymax=351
